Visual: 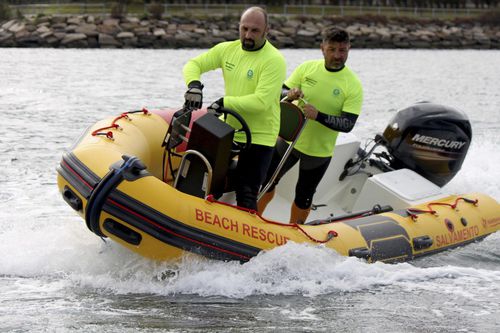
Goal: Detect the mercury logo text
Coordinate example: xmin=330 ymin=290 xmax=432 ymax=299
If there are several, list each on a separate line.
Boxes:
xmin=411 ymin=134 xmax=466 ymax=150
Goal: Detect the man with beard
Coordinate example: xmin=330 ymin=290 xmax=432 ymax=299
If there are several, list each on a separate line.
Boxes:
xmin=258 ymin=27 xmax=364 ymax=224
xmin=183 ymin=7 xmax=286 ymax=210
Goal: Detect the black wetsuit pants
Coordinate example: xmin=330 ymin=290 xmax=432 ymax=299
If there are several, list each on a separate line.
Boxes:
xmin=235 ymin=143 xmax=274 ymax=210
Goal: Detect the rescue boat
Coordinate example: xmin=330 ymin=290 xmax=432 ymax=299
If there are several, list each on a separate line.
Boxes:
xmin=57 ymin=102 xmax=500 ymax=263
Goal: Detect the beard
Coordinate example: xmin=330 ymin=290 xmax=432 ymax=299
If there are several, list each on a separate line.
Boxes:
xmin=242 ymin=38 xmax=256 ymax=50
xmin=327 ymin=58 xmax=346 ymax=70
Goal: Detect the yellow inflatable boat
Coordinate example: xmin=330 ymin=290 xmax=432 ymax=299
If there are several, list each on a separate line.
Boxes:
xmin=57 ymin=103 xmax=500 ymax=263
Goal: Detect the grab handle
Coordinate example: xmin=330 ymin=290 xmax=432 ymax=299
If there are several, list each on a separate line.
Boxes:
xmin=63 ymin=186 xmax=83 ymax=211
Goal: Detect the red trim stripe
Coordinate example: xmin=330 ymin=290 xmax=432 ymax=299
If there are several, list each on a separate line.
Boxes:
xmin=62 ymin=160 xmax=93 ymax=189
xmin=107 ymin=198 xmax=251 ymax=261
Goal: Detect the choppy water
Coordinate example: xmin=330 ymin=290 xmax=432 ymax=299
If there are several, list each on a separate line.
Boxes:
xmin=0 ymin=48 xmax=499 ymax=332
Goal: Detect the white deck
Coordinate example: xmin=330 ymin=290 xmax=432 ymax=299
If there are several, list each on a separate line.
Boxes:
xmin=258 ymin=133 xmax=446 ymax=223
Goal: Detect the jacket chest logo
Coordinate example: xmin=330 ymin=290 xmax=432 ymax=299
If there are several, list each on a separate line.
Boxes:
xmin=247 ymin=69 xmax=254 ymax=79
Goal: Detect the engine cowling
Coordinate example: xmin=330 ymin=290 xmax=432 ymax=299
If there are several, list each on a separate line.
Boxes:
xmin=382 ymin=102 xmax=472 ymax=187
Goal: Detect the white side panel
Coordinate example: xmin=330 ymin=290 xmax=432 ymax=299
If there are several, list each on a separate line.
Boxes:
xmin=352 ymin=168 xmax=446 ymax=211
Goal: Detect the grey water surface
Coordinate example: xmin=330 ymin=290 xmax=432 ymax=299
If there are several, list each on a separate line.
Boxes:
xmin=0 ymin=48 xmax=499 ymax=332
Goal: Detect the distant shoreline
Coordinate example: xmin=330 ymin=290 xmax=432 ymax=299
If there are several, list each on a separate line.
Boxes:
xmin=1 ymin=14 xmax=498 ymax=49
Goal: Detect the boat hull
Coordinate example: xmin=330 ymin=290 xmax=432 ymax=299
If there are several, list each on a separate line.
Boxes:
xmin=57 ymin=109 xmax=500 ymax=263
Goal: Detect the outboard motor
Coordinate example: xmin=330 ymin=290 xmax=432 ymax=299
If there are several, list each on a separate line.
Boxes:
xmin=381 ymin=102 xmax=472 ymax=187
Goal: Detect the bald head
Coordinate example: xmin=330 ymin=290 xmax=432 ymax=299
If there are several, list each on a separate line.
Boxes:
xmin=241 ymin=6 xmax=268 ymax=27
xmin=239 ymin=7 xmax=268 ymax=51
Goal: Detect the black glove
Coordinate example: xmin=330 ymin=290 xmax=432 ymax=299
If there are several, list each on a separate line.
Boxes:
xmin=207 ymin=98 xmax=224 ymax=116
xmin=184 ymin=81 xmax=203 ymax=109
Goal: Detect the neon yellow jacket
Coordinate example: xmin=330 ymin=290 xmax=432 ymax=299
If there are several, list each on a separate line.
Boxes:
xmin=183 ymin=40 xmax=286 ymax=146
xmin=285 ymin=60 xmax=363 ymax=157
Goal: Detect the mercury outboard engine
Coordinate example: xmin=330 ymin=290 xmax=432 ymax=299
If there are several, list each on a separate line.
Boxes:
xmin=381 ymin=102 xmax=472 ymax=187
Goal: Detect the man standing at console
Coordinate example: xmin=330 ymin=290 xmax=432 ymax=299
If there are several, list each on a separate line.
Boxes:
xmin=183 ymin=7 xmax=286 ymax=210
